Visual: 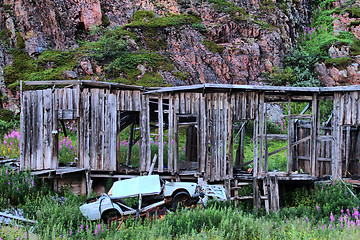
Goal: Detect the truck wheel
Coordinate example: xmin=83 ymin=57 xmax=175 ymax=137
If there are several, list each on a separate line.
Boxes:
xmin=101 ymin=209 xmax=120 ymax=225
xmin=171 ymin=193 xmax=190 ymax=211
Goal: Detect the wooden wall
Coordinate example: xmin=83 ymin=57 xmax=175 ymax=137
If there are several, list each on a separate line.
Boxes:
xmin=158 ymin=91 xmax=258 ymax=181
xmin=20 ymin=87 xmax=148 ymax=172
xmin=20 ymin=86 xmax=360 ymax=181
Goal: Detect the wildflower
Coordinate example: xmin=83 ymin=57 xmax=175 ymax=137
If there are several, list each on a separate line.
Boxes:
xmin=25 ymin=179 xmax=27 ymax=183
xmin=316 ymin=205 xmax=319 ymax=211
xmin=95 ymin=229 xmax=98 ymax=235
xmin=330 ymin=212 xmax=335 ymax=222
xmin=5 ymin=170 xmax=8 ymax=175
xmin=69 ymin=230 xmax=72 ymax=235
xmin=306 ymin=217 xmax=308 ymax=221
xmin=8 ymin=182 xmax=10 ymax=185
xmin=16 ymin=188 xmax=19 ymax=191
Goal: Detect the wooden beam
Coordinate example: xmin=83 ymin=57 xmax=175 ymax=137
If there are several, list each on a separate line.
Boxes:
xmin=310 ymin=93 xmax=318 ymax=177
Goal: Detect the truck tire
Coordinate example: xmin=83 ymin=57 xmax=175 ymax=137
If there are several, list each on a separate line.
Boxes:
xmin=171 ymin=192 xmax=190 ymax=211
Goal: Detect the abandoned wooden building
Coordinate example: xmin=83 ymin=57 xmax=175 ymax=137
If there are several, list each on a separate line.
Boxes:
xmin=20 ymin=80 xmax=360 ymax=211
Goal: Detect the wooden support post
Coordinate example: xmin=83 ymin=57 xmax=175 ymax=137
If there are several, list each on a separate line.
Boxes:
xmin=332 ymin=93 xmax=340 ymax=180
xmin=253 ymin=102 xmax=259 ymax=178
xmin=311 ymin=93 xmax=318 ymax=177
xmin=263 ymin=177 xmax=269 ymax=213
xmin=269 ymin=175 xmax=279 ymax=211
xmin=224 ymin=179 xmax=231 ymax=200
xmin=253 ymin=178 xmax=261 ymax=211
xmin=158 ymin=94 xmax=164 ymax=172
xmin=259 ymin=93 xmax=265 ymax=175
xmin=345 ymin=126 xmax=350 ymax=176
xmin=86 ymin=170 xmax=92 ymax=196
xmin=168 ymin=97 xmax=174 ymax=173
xmin=287 ymin=98 xmax=292 ymax=175
xmin=126 ymin=122 xmax=135 ymax=166
xmin=234 ymin=179 xmax=239 ymax=205
xmin=264 ymin=111 xmax=268 ymax=173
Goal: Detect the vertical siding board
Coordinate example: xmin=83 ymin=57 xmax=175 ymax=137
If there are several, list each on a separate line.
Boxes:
xmin=199 ymin=94 xmax=206 ymax=173
xmin=51 ymin=91 xmax=59 ymax=169
xmin=108 ymin=93 xmax=117 ymax=170
xmin=146 ymin=95 xmax=151 ymax=171
xmin=242 ymin=93 xmax=247 ymax=120
xmin=20 ymin=91 xmax=26 ymax=170
xmin=351 ymin=92 xmax=358 ymax=125
xmin=25 ymin=93 xmax=31 ymax=169
xmin=37 ymin=90 xmax=44 ymax=170
xmin=139 ymin=94 xmax=147 ymax=172
xmin=92 ymin=89 xmax=99 ymax=170
xmin=43 ymin=90 xmax=52 ymax=169
xmin=227 ymin=93 xmax=233 ymax=178
xmin=83 ymin=89 xmax=91 ymax=169
xmin=158 ymin=94 xmax=164 ymax=172
xmin=168 ymin=96 xmax=174 ymax=172
xmin=31 ymin=91 xmax=37 ymax=170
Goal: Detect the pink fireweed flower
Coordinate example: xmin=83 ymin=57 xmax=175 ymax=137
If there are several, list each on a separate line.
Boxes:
xmin=94 ymin=229 xmax=98 ymax=235
xmin=305 ymin=217 xmax=309 ymax=221
xmin=69 ymin=230 xmax=72 ymax=235
xmin=25 ymin=179 xmax=27 ymax=183
xmin=8 ymin=182 xmax=10 ymax=185
xmin=316 ymin=205 xmax=319 ymax=211
xmin=330 ymin=212 xmax=335 ymax=222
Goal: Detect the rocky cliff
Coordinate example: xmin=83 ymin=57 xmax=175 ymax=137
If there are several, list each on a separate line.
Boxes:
xmin=0 ymin=0 xmax=359 ymax=97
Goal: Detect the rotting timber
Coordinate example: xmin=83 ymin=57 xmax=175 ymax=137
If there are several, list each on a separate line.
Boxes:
xmin=20 ymin=81 xmax=360 ymax=212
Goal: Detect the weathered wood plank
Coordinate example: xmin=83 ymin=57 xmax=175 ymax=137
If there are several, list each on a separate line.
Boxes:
xmin=103 ymin=90 xmax=110 ymax=171
xmin=259 ymin=93 xmax=265 ymax=174
xmin=145 ymin=95 xmax=151 ymax=171
xmin=108 ymin=93 xmax=117 ymax=170
xmin=168 ymin=96 xmax=174 ymax=172
xmin=31 ymin=91 xmax=38 ymax=170
xmin=287 ymin=98 xmax=292 ymax=175
xmin=139 ymin=94 xmax=147 ymax=172
xmin=90 ymin=89 xmax=99 ymax=170
xmin=51 ymin=91 xmax=59 ymax=169
xmin=36 ymin=90 xmax=44 ymax=170
xmin=253 ymin=93 xmax=259 ymax=177
xmin=200 ymin=94 xmax=206 ymax=173
xmin=351 ymin=92 xmax=357 ymax=125
xmin=310 ymin=94 xmax=318 ymax=176
xmin=158 ymin=94 xmax=164 ymax=172
xmin=43 ymin=90 xmax=52 ymax=169
xmin=83 ymin=89 xmax=91 ymax=169
xmin=99 ymin=89 xmax=105 ymax=170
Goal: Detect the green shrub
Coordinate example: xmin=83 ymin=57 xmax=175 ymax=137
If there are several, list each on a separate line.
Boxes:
xmin=0 ymin=167 xmax=45 ymax=208
xmin=126 ymin=13 xmax=201 ymax=28
xmin=324 ymin=57 xmax=352 ymax=70
xmin=202 ymin=40 xmax=224 ymax=54
xmin=131 ymin=10 xmax=156 ymax=21
xmin=265 ymin=67 xmax=296 ymax=86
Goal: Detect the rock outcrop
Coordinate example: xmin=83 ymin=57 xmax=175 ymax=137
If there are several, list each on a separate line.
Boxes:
xmin=0 ymin=0 xmax=358 ymax=88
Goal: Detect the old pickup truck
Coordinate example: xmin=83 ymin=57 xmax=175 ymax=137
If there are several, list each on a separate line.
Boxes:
xmin=79 ymin=175 xmax=204 ymax=222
